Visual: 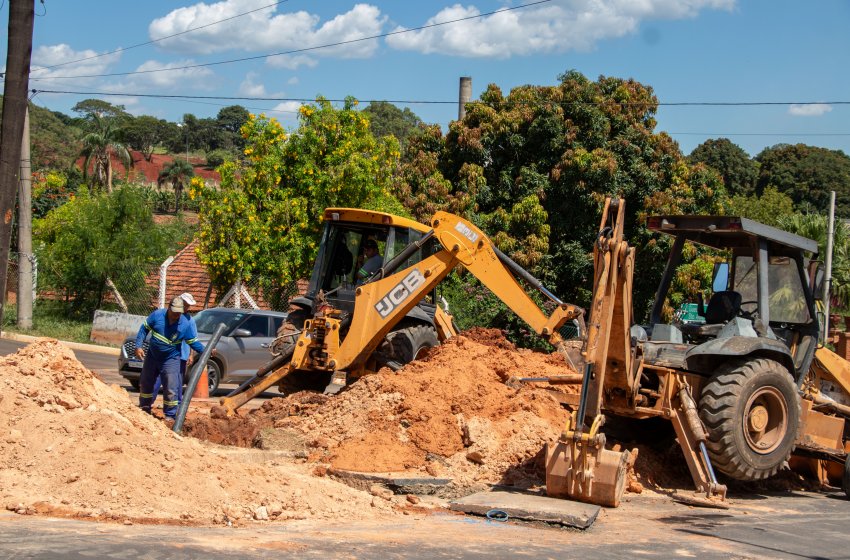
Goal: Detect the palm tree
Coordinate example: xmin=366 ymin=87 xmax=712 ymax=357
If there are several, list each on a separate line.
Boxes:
xmin=158 ymin=158 xmax=195 ymax=212
xmin=79 ymin=114 xmax=132 ymax=192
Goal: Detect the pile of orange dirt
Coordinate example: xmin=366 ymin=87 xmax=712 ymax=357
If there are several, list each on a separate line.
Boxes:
xmin=0 ymin=340 xmax=396 ymax=525
xmin=187 ymin=328 xmax=580 ymax=495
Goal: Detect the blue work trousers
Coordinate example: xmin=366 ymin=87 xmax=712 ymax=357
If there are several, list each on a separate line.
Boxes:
xmin=151 ymin=361 xmax=186 ymax=404
xmin=139 ymin=356 xmax=182 ymax=418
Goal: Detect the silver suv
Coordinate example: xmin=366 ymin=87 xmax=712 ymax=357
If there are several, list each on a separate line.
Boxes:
xmin=118 ymin=307 xmax=288 ymax=394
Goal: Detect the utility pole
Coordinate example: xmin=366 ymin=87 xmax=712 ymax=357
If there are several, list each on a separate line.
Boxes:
xmin=0 ymin=0 xmax=35 ymax=333
xmin=458 ymin=76 xmax=472 ymax=121
xmin=17 ymin=106 xmax=33 ymax=329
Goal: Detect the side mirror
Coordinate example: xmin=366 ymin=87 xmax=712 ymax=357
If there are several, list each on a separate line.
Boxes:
xmin=712 ymin=262 xmax=730 ymax=292
xmin=231 ymin=328 xmax=251 ymax=338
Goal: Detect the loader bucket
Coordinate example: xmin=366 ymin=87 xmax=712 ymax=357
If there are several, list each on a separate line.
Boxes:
xmin=545 ymin=440 xmax=629 ymax=507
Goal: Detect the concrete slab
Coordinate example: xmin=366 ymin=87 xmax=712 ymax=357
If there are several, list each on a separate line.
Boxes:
xmin=449 ymin=489 xmax=601 ymax=529
xmin=328 ymin=468 xmax=451 ymax=495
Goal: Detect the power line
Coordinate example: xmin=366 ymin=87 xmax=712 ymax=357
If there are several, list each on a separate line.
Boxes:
xmin=31 ymin=0 xmax=291 ymax=73
xmin=29 ymin=0 xmax=555 ymax=80
xmin=30 ymin=89 xmax=850 ymax=108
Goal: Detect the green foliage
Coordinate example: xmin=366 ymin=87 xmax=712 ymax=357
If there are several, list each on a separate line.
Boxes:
xmin=72 ymin=99 xmax=130 ymax=121
xmin=78 ymin=113 xmax=132 ymax=192
xmin=192 ymin=98 xmax=403 ymax=301
xmin=2 ymin=300 xmax=94 ymax=344
xmin=398 ymin=70 xmax=727 ymax=323
xmin=755 ymin=144 xmax=850 ymax=217
xmin=689 ymin=138 xmax=758 ymax=195
xmin=120 ymin=115 xmax=170 ymax=161
xmin=205 ymin=149 xmax=232 ymax=168
xmin=361 ymin=101 xmax=423 ymax=149
xmin=664 ymin=251 xmax=716 ymax=321
xmin=776 ymin=211 xmax=850 ymax=310
xmin=157 ymin=159 xmax=195 ymax=212
xmin=34 ymin=185 xmax=190 ymax=318
xmin=726 ymin=186 xmax=795 ymax=227
xmin=32 ymin=170 xmax=75 ymax=219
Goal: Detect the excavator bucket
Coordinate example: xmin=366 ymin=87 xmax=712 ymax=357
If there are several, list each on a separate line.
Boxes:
xmin=543 ymin=406 xmax=634 ymax=510
xmin=545 ymin=433 xmax=630 ymax=507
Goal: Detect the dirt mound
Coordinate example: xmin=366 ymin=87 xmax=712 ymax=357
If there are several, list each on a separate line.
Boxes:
xmin=189 ymin=330 xmax=578 ymax=494
xmin=0 ymin=340 xmax=394 ymax=525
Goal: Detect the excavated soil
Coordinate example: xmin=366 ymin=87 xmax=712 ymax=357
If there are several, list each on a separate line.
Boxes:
xmin=187 ymin=328 xmax=580 ymax=495
xmin=0 ymin=340 xmax=397 ymax=526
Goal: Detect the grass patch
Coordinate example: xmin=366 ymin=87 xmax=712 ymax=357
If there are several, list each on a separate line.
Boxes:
xmin=2 ymin=300 xmax=95 ymax=344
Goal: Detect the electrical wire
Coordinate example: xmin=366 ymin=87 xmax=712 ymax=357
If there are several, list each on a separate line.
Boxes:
xmin=29 ymin=89 xmax=850 ymax=108
xmin=30 ymin=0 xmax=555 ymax=80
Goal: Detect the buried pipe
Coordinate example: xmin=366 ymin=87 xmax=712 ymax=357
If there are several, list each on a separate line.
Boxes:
xmin=173 ymin=322 xmax=227 ymax=433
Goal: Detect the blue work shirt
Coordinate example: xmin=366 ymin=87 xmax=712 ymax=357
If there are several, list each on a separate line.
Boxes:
xmin=180 ymin=315 xmax=199 ymax=361
xmin=136 ymin=308 xmax=204 ymax=363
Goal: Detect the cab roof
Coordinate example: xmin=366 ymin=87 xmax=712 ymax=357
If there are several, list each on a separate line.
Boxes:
xmin=323 ymin=208 xmax=430 ymax=234
xmin=647 ymin=215 xmax=818 ymax=255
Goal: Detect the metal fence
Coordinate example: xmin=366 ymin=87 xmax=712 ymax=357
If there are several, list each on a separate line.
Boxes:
xmin=6 ymin=250 xmax=302 ymax=317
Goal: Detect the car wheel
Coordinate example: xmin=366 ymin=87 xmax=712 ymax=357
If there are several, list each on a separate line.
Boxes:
xmin=206 ymin=359 xmax=222 ymax=395
xmin=129 ymin=379 xmax=140 ymax=390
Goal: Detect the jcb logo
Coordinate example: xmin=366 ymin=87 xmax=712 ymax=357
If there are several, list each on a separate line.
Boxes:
xmin=375 ymin=269 xmax=426 ymax=318
xmin=454 ymin=221 xmax=479 ymax=243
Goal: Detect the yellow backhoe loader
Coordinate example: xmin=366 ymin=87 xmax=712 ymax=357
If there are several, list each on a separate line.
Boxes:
xmin=214 ymin=208 xmax=584 ymax=415
xmin=546 ymin=198 xmax=850 ymax=507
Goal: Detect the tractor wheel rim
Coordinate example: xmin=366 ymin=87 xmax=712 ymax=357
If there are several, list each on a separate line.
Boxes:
xmin=743 ymin=386 xmax=788 ymax=455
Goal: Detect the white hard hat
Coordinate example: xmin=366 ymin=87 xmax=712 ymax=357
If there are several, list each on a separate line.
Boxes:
xmin=179 ymin=292 xmax=197 ymax=306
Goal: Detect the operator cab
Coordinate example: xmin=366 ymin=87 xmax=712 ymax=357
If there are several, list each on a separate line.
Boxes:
xmin=645 ymin=215 xmax=820 ymax=381
xmin=304 ymin=209 xmax=439 ymax=318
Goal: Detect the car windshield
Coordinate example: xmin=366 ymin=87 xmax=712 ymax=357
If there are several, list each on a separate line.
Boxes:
xmin=193 ymin=310 xmax=247 ymax=334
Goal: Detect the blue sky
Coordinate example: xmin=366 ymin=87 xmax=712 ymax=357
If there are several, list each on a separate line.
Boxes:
xmin=4 ymin=0 xmax=848 ymax=157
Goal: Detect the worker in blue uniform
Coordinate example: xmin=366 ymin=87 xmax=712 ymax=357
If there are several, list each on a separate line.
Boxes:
xmin=135 ymin=296 xmax=205 ymax=421
xmin=150 ymin=292 xmax=199 ymax=403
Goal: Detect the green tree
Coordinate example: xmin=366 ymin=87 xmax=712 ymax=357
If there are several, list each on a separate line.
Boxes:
xmin=71 ymin=99 xmax=130 ymax=121
xmin=120 ymin=115 xmax=170 ymax=161
xmin=777 ymin=211 xmax=850 ymax=310
xmin=191 ymin=97 xmax=404 ymax=299
xmin=157 ymin=159 xmax=195 ymax=212
xmin=398 ymin=70 xmax=726 ymax=319
xmin=78 ymin=114 xmax=132 ymax=192
xmin=216 ymin=105 xmax=250 ymax=151
xmin=34 ymin=186 xmax=188 ymax=317
xmin=755 ymin=144 xmax=850 ymax=216
xmin=689 ymin=138 xmax=758 ymax=196
xmin=361 ymin=101 xmax=423 ymax=150
xmin=726 ymin=186 xmax=795 ymax=227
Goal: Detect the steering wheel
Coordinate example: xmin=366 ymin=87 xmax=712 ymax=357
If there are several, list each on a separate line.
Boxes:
xmin=738 ymin=300 xmax=758 ymax=320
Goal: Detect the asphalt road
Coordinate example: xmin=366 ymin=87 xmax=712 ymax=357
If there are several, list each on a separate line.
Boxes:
xmin=1 ymin=491 xmax=849 ymax=559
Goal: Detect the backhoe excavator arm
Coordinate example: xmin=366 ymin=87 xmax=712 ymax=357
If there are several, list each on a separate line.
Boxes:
xmin=216 ymin=210 xmax=584 ymax=416
xmin=333 ymin=211 xmax=584 ymax=372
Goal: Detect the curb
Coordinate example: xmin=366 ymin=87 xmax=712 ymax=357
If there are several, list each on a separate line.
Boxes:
xmin=1 ymin=331 xmax=120 ymax=356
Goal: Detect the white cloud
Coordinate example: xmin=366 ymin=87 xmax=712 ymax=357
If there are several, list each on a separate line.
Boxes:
xmin=287 ymin=76 xmax=299 ymax=86
xmin=266 ymin=54 xmax=319 ymax=70
xmin=272 ymin=100 xmax=303 ymax=114
xmin=28 ymin=44 xmax=121 ymax=85
xmin=386 ymin=0 xmax=736 ymax=57
xmin=788 ymin=103 xmax=832 ymax=117
xmin=149 ymin=1 xmax=385 ymax=64
xmin=238 ymin=71 xmax=268 ymax=96
xmin=103 ymin=58 xmax=216 ymax=96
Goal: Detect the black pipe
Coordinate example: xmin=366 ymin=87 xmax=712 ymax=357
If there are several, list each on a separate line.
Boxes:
xmin=173 ymin=322 xmax=227 ymax=433
xmin=492 ymin=245 xmax=563 ymax=305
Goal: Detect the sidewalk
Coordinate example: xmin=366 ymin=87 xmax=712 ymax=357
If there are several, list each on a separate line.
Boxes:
xmin=1 ymin=331 xmax=120 ymax=356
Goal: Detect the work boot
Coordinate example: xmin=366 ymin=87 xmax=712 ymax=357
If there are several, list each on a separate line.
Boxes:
xmin=163 ymin=417 xmax=176 ymax=429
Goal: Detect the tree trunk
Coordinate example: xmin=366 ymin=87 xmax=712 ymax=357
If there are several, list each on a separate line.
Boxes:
xmin=105 ymin=277 xmax=128 ymax=313
xmin=106 ymin=159 xmax=113 ymax=193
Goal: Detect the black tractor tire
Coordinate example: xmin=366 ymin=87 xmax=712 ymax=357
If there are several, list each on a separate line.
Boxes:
xmin=270 ymin=309 xmax=308 ymax=357
xmin=382 ymin=324 xmax=439 ymax=368
xmin=206 ymin=359 xmax=222 ymax=395
xmin=698 ymin=358 xmax=800 ymax=481
xmin=843 ymin=453 xmax=850 ymax=498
